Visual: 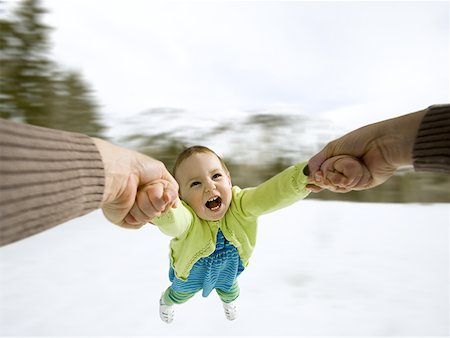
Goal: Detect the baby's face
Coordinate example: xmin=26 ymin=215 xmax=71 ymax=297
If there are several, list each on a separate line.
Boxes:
xmin=175 ymin=152 xmax=232 ymax=221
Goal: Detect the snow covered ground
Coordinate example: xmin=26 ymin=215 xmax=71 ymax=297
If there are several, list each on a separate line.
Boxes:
xmin=0 ymin=200 xmax=448 ymax=336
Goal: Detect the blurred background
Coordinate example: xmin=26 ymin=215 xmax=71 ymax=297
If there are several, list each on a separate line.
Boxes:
xmin=1 ymin=0 xmax=449 ymax=202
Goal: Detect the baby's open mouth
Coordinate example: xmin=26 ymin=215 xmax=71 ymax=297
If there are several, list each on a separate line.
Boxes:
xmin=205 ymin=196 xmax=222 ymax=211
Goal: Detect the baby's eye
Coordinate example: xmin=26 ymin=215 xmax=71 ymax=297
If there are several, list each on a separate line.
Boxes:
xmin=212 ymin=173 xmax=222 ymax=180
xmin=190 ymin=181 xmax=201 ymax=188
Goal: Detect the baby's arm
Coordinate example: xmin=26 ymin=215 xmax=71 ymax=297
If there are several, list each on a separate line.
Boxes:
xmin=312 ymin=155 xmax=372 ymax=192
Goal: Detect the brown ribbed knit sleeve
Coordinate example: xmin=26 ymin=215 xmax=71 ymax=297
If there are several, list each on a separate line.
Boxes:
xmin=413 ymin=104 xmax=450 ymax=173
xmin=0 ymin=119 xmax=105 ymax=246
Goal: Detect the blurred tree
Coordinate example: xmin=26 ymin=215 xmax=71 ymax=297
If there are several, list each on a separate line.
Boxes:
xmin=45 ymin=70 xmax=103 ymax=137
xmin=0 ymin=0 xmax=104 ymax=137
xmin=0 ymin=0 xmax=52 ymax=122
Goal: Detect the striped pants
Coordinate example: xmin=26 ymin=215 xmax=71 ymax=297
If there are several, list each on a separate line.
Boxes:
xmin=162 ymin=281 xmax=240 ymax=306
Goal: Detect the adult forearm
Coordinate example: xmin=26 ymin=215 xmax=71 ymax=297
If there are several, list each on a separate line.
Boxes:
xmin=0 ymin=119 xmax=104 ymax=246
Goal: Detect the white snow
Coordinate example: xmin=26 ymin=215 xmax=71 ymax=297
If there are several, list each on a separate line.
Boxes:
xmin=0 ymin=200 xmax=448 ymax=336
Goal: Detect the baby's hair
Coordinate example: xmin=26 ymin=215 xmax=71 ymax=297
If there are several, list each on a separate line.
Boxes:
xmin=173 ymin=145 xmax=230 ymax=179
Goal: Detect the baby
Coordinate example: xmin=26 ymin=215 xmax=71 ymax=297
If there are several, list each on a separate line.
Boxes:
xmin=145 ymin=146 xmax=369 ymax=323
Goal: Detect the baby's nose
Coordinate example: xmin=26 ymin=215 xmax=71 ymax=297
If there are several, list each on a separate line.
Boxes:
xmin=205 ymin=180 xmax=216 ymax=192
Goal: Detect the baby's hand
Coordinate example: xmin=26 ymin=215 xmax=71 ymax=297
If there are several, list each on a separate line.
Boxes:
xmin=125 ymin=179 xmax=178 ymax=226
xmin=313 ymin=155 xmax=372 ymax=192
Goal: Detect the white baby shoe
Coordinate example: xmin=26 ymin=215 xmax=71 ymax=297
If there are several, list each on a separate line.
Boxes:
xmin=159 ymin=293 xmax=174 ymax=324
xmin=222 ymin=301 xmax=237 ymax=321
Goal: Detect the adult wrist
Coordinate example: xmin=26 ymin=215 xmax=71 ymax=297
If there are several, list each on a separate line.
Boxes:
xmin=386 ymin=109 xmax=427 ymax=168
xmin=413 ymin=104 xmax=450 ymax=172
xmin=91 ymin=137 xmax=115 ymax=205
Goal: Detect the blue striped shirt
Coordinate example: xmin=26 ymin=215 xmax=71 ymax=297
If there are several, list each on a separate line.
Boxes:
xmin=169 ymin=229 xmax=245 ymax=297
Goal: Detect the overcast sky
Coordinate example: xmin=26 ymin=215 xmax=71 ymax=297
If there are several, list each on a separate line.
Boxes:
xmin=12 ymin=0 xmax=450 ymax=131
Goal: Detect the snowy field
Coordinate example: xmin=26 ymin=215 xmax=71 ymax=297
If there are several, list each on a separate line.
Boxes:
xmin=0 ymin=200 xmax=448 ymax=336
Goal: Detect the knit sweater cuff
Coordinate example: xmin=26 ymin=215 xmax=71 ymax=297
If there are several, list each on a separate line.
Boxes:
xmin=412 ymin=104 xmax=450 ymax=173
xmin=0 ymin=119 xmax=105 ymax=246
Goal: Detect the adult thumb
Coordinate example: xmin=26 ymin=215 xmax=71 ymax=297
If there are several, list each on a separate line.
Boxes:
xmin=308 ymin=147 xmax=332 ymax=176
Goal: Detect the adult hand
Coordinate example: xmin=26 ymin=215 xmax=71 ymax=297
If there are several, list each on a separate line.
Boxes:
xmin=307 ymin=110 xmax=426 ymax=191
xmin=92 ymin=138 xmax=178 ymax=229
xmin=308 ymin=155 xmax=372 ymax=192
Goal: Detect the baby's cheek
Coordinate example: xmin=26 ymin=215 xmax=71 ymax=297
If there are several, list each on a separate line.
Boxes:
xmin=186 ymin=198 xmax=203 ymax=212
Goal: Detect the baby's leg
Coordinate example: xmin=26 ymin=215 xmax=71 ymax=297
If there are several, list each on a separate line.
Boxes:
xmin=216 ymin=281 xmax=239 ymax=321
xmin=216 ymin=281 xmax=240 ymax=303
xmin=163 ymin=287 xmax=198 ymax=305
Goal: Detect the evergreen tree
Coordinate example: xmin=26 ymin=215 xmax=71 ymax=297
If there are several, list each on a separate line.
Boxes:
xmin=0 ymin=0 xmax=104 ymax=137
xmin=0 ymin=0 xmax=51 ymax=123
xmin=0 ymin=2 xmax=21 ymax=119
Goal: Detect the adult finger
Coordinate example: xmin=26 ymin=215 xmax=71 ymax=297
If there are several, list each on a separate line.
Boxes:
xmin=138 ymin=159 xmax=178 ymax=192
xmin=142 ymin=181 xmax=168 ymax=214
xmin=333 ymin=156 xmax=363 ymax=188
xmin=306 ymin=184 xmax=323 ymax=193
xmin=127 ymin=182 xmax=167 ymax=224
xmin=308 ymin=149 xmax=328 ymax=177
xmin=121 ymin=215 xmax=146 ymax=229
xmin=162 ymin=181 xmax=179 ymax=212
xmin=128 ymin=197 xmax=155 ymax=224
